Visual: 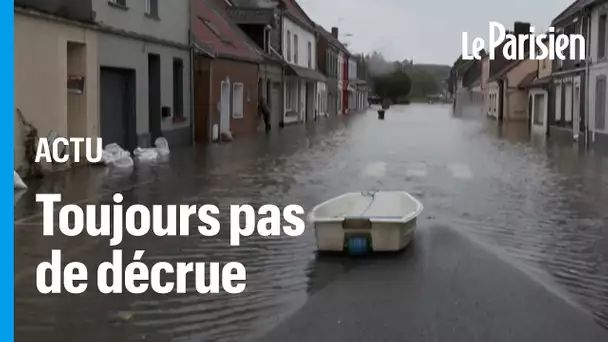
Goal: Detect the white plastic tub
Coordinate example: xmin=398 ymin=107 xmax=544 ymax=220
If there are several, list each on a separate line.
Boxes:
xmin=309 ymin=191 xmax=423 ymax=254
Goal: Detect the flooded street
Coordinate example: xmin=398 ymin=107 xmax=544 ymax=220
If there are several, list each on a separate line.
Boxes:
xmin=15 ymin=104 xmax=608 ymax=341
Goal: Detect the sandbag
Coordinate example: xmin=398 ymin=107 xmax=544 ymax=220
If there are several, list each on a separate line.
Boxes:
xmin=154 ymin=137 xmax=170 ymax=156
xmin=14 ymin=170 xmax=27 ymax=189
xmin=102 ymin=143 xmax=133 ymax=168
xmin=133 ymin=147 xmax=159 ymax=163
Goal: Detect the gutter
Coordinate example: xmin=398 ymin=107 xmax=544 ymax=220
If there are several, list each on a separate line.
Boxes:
xmin=189 ymin=1 xmax=195 ymax=146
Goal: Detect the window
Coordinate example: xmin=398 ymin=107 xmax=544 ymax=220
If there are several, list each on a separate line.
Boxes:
xmin=308 ymin=41 xmax=312 ymax=68
xmin=286 ymin=31 xmax=291 ymax=62
xmin=599 ymin=14 xmax=607 ymax=59
xmin=596 ymin=76 xmax=606 ymax=130
xmin=232 ymin=83 xmax=244 ymax=119
xmin=145 ymin=0 xmax=158 ymax=18
xmin=173 ymin=58 xmax=184 ymax=119
xmin=109 ymin=0 xmax=127 ymax=7
xmin=294 ymin=34 xmax=298 ymax=64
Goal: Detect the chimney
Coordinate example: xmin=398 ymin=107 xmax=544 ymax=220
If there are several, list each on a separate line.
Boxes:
xmin=513 ymin=22 xmax=531 ymax=35
xmin=331 ymin=27 xmax=338 ymax=38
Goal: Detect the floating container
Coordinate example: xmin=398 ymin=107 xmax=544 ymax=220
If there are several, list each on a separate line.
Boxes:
xmin=309 ymin=191 xmax=423 ymax=255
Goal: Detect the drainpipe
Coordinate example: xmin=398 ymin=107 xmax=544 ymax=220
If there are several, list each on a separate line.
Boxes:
xmin=189 ymin=45 xmax=196 ymax=145
xmin=584 ymin=9 xmax=591 ymax=147
xmin=188 ymin=0 xmax=195 ymax=145
xmin=208 ymin=60 xmax=214 ymax=142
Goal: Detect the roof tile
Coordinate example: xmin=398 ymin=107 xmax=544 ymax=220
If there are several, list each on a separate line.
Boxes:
xmin=192 ymin=0 xmax=262 ymax=62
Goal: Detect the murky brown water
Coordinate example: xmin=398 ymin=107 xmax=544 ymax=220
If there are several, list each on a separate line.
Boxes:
xmin=15 ymin=104 xmax=608 ymax=341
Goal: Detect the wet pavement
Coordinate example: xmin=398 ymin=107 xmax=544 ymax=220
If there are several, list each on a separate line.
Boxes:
xmin=14 ymin=104 xmax=608 ymax=341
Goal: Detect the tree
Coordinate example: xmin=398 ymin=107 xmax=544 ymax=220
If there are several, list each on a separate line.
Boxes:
xmin=409 ymin=69 xmax=439 ymax=98
xmin=373 ymin=70 xmax=411 ymax=102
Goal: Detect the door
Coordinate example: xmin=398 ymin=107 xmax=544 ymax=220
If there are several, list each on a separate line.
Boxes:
xmin=270 ymin=82 xmax=282 ymax=127
xmin=555 ymin=83 xmax=562 ymax=124
xmin=194 ymin=67 xmax=210 ymax=143
xmin=565 ymin=82 xmax=573 ymax=126
xmin=100 ymin=67 xmax=135 ymax=150
xmin=220 ymin=80 xmax=231 ymax=133
xmin=532 ymin=93 xmax=546 ymax=135
xmin=148 ymin=54 xmax=162 ymax=143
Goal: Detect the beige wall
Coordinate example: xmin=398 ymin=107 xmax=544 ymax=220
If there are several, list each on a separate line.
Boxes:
xmin=505 ymin=59 xmax=538 ymax=121
xmin=538 ymin=54 xmax=552 ymax=79
xmin=15 ymin=11 xmax=99 ymax=171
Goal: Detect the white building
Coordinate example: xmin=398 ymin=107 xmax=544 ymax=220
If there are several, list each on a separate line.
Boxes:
xmin=348 ymin=57 xmax=357 ymax=111
xmin=281 ymin=13 xmax=326 ymax=124
xmin=587 ymin=1 xmax=608 ymax=148
xmin=338 ymin=51 xmax=345 ymax=114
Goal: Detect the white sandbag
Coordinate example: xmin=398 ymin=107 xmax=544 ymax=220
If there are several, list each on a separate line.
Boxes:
xmin=154 ymin=137 xmax=170 ymax=156
xmin=102 ymin=143 xmax=131 ymax=165
xmin=14 ymin=170 xmax=27 ymax=189
xmin=104 ymin=143 xmax=122 ymax=155
xmin=133 ymin=147 xmax=159 ymax=163
xmin=112 ymin=155 xmax=134 ymax=169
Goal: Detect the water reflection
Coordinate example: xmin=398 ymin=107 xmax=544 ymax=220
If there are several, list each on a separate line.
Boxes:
xmin=14 ymin=104 xmax=608 ymax=341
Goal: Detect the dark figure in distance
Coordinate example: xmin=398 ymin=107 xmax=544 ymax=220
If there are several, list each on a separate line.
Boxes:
xmin=258 ymin=97 xmax=271 ymax=132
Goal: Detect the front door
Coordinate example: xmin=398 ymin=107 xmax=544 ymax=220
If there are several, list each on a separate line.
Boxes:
xmin=531 ymin=92 xmax=546 ymax=135
xmin=220 ymin=80 xmax=231 ymax=134
xmin=100 ymin=67 xmax=136 ymax=150
xmin=270 ymin=82 xmax=282 ymax=127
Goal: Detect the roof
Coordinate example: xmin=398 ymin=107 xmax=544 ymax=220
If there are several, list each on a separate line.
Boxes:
xmin=530 ymin=76 xmax=552 ymax=87
xmin=315 ymin=24 xmax=350 ymax=54
xmin=192 ymin=0 xmax=262 ymax=63
xmin=285 ymin=63 xmax=327 ymax=82
xmin=225 ymin=6 xmax=278 ymax=26
xmin=489 ymin=41 xmax=532 ymax=81
xmin=518 ymin=70 xmax=538 ymax=88
xmin=551 ymin=0 xmax=594 ymax=25
xmin=281 ymin=0 xmax=316 ymax=32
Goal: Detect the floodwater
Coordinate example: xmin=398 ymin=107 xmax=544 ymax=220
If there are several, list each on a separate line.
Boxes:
xmin=14 ymin=103 xmax=608 ymax=341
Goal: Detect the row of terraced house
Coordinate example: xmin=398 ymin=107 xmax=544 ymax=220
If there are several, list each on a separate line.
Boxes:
xmin=454 ymin=0 xmax=608 ymax=154
xmin=14 ymin=0 xmax=369 ymax=171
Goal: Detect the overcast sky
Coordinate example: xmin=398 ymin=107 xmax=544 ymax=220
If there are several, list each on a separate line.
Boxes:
xmin=298 ymin=0 xmax=576 ymax=65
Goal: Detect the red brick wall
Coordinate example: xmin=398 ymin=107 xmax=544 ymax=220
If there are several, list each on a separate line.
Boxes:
xmin=196 ymin=57 xmax=260 ymax=140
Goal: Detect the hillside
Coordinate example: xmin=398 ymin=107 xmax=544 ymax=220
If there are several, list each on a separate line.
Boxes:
xmin=410 ymin=64 xmax=451 ymax=83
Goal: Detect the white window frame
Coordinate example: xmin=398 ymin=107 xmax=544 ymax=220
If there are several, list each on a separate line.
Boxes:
xmin=307 ymin=41 xmax=312 ymax=68
xmin=232 ymin=83 xmax=244 ymax=119
xmin=294 ymin=34 xmax=299 ymax=64
xmin=145 ymin=0 xmax=159 ymax=17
